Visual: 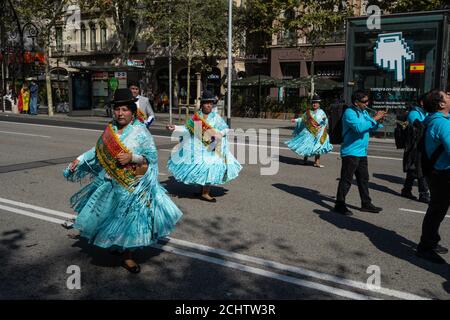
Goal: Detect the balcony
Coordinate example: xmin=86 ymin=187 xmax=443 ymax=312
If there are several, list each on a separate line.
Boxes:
xmin=276 ymin=31 xmax=298 ymax=46
xmin=50 ymin=41 xmax=118 ymax=57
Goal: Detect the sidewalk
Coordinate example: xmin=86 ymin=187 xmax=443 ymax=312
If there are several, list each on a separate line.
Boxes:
xmin=0 ymin=111 xmax=395 ymax=143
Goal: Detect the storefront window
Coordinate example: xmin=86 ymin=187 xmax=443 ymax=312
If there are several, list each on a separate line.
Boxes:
xmin=345 ymin=12 xmax=448 ymax=136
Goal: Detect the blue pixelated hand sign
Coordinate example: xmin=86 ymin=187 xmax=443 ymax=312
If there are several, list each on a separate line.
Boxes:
xmin=374 ymin=32 xmax=414 ymax=82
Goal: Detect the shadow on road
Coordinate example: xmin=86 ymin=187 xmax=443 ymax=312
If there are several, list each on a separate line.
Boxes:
xmin=315 ymin=209 xmax=450 ymax=296
xmin=278 ymin=155 xmax=317 ymax=166
xmin=273 ymin=183 xmax=360 ymax=212
xmin=373 ymin=173 xmax=406 ymax=186
xmin=160 ymin=176 xmax=229 ymax=199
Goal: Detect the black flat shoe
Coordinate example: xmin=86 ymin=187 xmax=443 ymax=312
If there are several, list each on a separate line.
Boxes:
xmin=122 ymin=262 xmax=141 ymax=274
xmin=360 ymin=204 xmax=382 ymax=213
xmin=401 ymin=191 xmax=417 ymax=200
xmin=416 ymin=249 xmax=446 ymax=264
xmin=433 ymin=244 xmax=449 ymax=255
xmin=200 ymin=195 xmax=217 ymax=203
xmin=334 ymin=205 xmax=353 ymax=216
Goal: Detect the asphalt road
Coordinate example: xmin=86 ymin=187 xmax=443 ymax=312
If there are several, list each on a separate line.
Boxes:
xmin=0 ymin=120 xmax=449 ymax=300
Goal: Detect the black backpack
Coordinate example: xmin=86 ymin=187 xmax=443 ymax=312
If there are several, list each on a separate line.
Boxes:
xmin=329 ymin=103 xmax=349 ymax=144
xmin=394 ymin=121 xmax=408 ymax=149
xmin=418 ymin=120 xmax=444 ymax=177
xmin=394 ymin=110 xmax=411 ymax=149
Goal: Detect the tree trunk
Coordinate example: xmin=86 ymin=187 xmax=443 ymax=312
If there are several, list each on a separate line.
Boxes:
xmin=310 ymin=46 xmax=315 ymax=97
xmin=44 ymin=44 xmax=53 ymax=116
xmin=186 ymin=6 xmax=192 ymax=106
xmin=187 ymin=57 xmax=191 ymax=105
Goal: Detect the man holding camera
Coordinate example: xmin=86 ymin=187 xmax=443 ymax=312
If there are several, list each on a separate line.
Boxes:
xmin=334 ymin=90 xmax=386 ymax=216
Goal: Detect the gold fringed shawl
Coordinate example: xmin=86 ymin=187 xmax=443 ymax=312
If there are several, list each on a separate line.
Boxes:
xmin=186 ymin=112 xmax=217 ymax=147
xmin=95 ymin=123 xmax=138 ymax=191
xmin=302 ymin=109 xmax=328 ymax=145
xmin=185 ymin=112 xmax=228 ymax=181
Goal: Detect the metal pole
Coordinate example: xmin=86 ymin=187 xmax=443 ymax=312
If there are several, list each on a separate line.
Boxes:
xmin=226 ymin=0 xmax=232 ymax=128
xmin=169 ymin=3 xmax=173 ymax=125
xmin=0 ymin=0 xmax=5 ymax=112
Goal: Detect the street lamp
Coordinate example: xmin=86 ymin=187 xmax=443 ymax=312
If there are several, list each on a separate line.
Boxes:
xmin=226 ymin=0 xmax=232 ymax=127
xmin=257 ymin=57 xmax=263 ymax=118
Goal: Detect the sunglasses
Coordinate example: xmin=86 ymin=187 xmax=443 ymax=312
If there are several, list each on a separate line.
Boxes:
xmin=359 ymin=99 xmax=369 ymax=103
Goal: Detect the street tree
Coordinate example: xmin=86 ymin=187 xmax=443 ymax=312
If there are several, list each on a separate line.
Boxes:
xmin=284 ymin=0 xmax=353 ymax=95
xmin=372 ymin=0 xmax=450 ymax=13
xmin=14 ymin=0 xmax=71 ymax=116
xmin=148 ymin=0 xmax=241 ymax=105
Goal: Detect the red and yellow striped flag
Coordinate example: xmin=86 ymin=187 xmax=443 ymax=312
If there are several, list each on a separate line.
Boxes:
xmin=410 ymin=63 xmax=425 ymax=73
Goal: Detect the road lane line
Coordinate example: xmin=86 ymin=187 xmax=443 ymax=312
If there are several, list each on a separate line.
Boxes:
xmin=399 ymin=208 xmax=450 ymax=219
xmin=0 ymin=130 xmax=51 ymax=138
xmin=165 ymin=237 xmax=428 ymax=300
xmin=1 ymin=121 xmax=402 ymax=161
xmin=0 ymin=197 xmax=429 ymax=300
xmin=0 ymin=197 xmax=75 ymax=219
xmin=152 ymin=244 xmax=378 ymax=300
xmin=0 ymin=204 xmax=66 ymax=225
xmin=0 ymin=202 xmax=374 ymax=300
xmin=0 ymin=121 xmax=103 ymax=133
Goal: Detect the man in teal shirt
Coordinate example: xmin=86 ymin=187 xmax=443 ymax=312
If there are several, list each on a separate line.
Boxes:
xmin=416 ymin=90 xmax=450 ymax=264
xmin=334 ymin=90 xmax=386 ymax=216
xmin=401 ymin=94 xmax=430 ymax=203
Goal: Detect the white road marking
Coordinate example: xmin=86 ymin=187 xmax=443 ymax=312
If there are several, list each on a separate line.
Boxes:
xmin=0 ymin=197 xmax=75 ymax=219
xmin=153 ymin=243 xmax=378 ymax=300
xmin=0 ymin=130 xmax=51 ymax=138
xmin=399 ymin=208 xmax=450 ymax=219
xmin=0 ymin=197 xmax=429 ymax=300
xmin=0 ymin=121 xmax=103 ymax=133
xmin=165 ymin=237 xmax=428 ymax=300
xmin=1 ymin=121 xmax=402 ymax=161
xmin=0 ymin=204 xmax=66 ymax=225
xmin=0 ymin=202 xmax=374 ymax=300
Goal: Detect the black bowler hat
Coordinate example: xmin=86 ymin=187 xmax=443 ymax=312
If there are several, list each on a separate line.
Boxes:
xmin=200 ymin=90 xmax=216 ymax=103
xmin=311 ymin=94 xmax=321 ymax=102
xmin=111 ymin=88 xmax=138 ymax=110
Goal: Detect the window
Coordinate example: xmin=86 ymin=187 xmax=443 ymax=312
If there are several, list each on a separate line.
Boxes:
xmin=278 ymin=9 xmax=297 ymax=45
xmin=90 ymin=23 xmax=97 ymax=51
xmin=55 ymin=26 xmax=63 ymax=51
xmin=80 ymin=24 xmax=86 ymax=51
xmin=100 ymin=26 xmax=107 ymax=50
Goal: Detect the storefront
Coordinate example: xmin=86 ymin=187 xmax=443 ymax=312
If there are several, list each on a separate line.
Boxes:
xmin=345 ymin=10 xmax=450 ymax=115
xmin=68 ymin=66 xmax=142 ymax=115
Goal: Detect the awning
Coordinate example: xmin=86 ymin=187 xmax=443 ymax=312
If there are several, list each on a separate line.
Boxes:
xmin=231 ymin=75 xmax=282 ymax=87
xmin=281 ymin=76 xmax=343 ymax=90
xmin=232 ymin=75 xmax=343 ymax=90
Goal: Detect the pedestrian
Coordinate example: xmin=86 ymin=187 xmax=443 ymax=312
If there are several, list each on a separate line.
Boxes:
xmin=285 ymin=94 xmax=333 ymax=167
xmin=401 ymin=94 xmax=430 ymax=203
xmin=416 ymin=89 xmax=450 ymax=264
xmin=20 ymin=82 xmax=30 ymax=114
xmin=334 ymin=90 xmax=386 ymax=216
xmin=63 ymin=88 xmax=183 ymax=273
xmin=29 ymin=80 xmax=39 ymax=115
xmin=128 ymin=81 xmax=155 ymax=123
xmin=166 ymin=90 xmax=242 ymax=202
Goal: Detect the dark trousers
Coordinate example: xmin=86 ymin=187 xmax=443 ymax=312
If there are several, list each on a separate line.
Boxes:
xmin=336 ymin=156 xmax=371 ymax=207
xmin=403 ymin=170 xmax=429 ymax=195
xmin=418 ymin=170 xmax=450 ymax=250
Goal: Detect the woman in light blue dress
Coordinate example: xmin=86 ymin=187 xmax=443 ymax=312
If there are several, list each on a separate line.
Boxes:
xmin=64 ymin=89 xmax=182 ymax=273
xmin=285 ymin=95 xmax=333 ymax=167
xmin=166 ymin=90 xmax=242 ymax=202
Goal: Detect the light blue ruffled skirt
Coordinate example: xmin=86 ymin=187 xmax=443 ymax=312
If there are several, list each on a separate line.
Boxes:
xmin=167 ymin=139 xmax=242 ymax=185
xmin=69 ymin=172 xmax=182 ymax=251
xmin=285 ymin=128 xmax=333 ymax=157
